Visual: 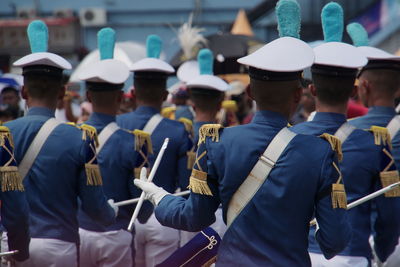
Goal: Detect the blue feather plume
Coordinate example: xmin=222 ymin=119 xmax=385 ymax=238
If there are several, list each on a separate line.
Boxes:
xmin=98 ymin=28 xmax=115 ymax=60
xmin=346 ymin=23 xmax=369 ymax=47
xmin=198 ymin=49 xmax=213 ymax=75
xmin=27 ymin=20 xmax=48 ymax=53
xmin=321 ymin=2 xmax=344 ymax=42
xmin=276 ymin=0 xmax=301 ymax=38
xmin=146 ymin=35 xmax=162 ymax=58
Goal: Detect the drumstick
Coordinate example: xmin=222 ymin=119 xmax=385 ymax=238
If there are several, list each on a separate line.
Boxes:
xmin=127 ymin=138 xmax=169 ymax=232
xmin=310 ymin=181 xmax=400 ymax=226
xmin=115 ymin=190 xmax=190 ymax=207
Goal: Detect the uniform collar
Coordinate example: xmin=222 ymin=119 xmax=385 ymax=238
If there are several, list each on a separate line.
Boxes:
xmin=368 ymin=106 xmax=396 ymax=116
xmin=312 ymin=112 xmax=347 ymax=124
xmin=26 ymin=107 xmax=55 ymax=117
xmin=135 ymin=106 xmax=159 ymax=116
xmin=252 ymin=110 xmax=288 ymax=128
xmin=86 ymin=112 xmax=116 ymax=127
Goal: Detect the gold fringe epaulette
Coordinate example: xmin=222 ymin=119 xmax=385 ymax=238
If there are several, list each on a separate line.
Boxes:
xmin=132 ymin=130 xmax=153 ymax=154
xmin=370 ymin=126 xmax=391 ymax=148
xmin=188 ymin=169 xmax=213 ymax=196
xmin=80 ymin=124 xmax=99 ymax=147
xmin=161 ymin=106 xmax=176 ymax=120
xmin=178 ymin=117 xmax=193 ymax=135
xmin=0 ymin=126 xmax=14 ymax=148
xmin=319 ymin=133 xmax=343 ymax=161
xmin=85 ymin=163 xmax=103 ymax=186
xmin=0 ymin=166 xmax=24 ymax=192
xmin=222 ymin=100 xmax=238 ymax=112
xmin=380 ymin=170 xmax=400 ymax=197
xmin=331 ymin=162 xmax=347 ymax=209
xmin=198 ymin=124 xmax=223 ymax=145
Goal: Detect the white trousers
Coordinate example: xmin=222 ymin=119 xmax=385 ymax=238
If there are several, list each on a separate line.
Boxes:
xmin=79 ymin=228 xmax=133 ymax=267
xmin=16 ymin=238 xmax=77 ymax=267
xmin=310 ymin=252 xmax=369 ymax=267
xmin=135 ymin=213 xmax=179 ymax=267
xmin=179 ymin=207 xmax=227 ymax=247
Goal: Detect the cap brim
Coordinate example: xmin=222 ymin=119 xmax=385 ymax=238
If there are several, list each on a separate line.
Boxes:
xmin=313 ymin=42 xmax=368 ymax=68
xmin=13 ymin=52 xmax=72 ymax=70
xmin=357 ymin=46 xmax=400 ymax=61
xmin=79 ymin=59 xmax=130 ymax=84
xmin=130 ymin=58 xmax=174 ymax=73
xmin=177 ymin=60 xmax=199 ymax=82
xmin=187 ymin=74 xmax=229 ymax=91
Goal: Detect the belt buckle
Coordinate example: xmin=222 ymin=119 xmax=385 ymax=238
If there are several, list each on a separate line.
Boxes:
xmin=260 ymin=155 xmax=275 ymax=168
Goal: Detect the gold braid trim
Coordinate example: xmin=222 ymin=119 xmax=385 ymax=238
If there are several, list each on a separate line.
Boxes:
xmin=380 ymin=148 xmax=400 ymax=197
xmin=179 ymin=117 xmax=193 ymax=135
xmin=0 ymin=166 xmax=24 ymax=192
xmin=132 ymin=130 xmax=153 ymax=154
xmin=319 ymin=133 xmax=343 ymax=161
xmin=331 ymin=162 xmax=347 ymax=209
xmin=202 ymin=256 xmax=217 ymax=267
xmin=198 ymin=124 xmax=223 ymax=145
xmin=0 ymin=126 xmax=14 ymax=148
xmin=85 ymin=163 xmax=103 ymax=186
xmin=80 ymin=124 xmax=99 ymax=147
xmin=187 ymin=150 xmax=196 ymax=170
xmin=222 ymin=100 xmax=238 ymax=112
xmin=161 ymin=106 xmax=176 ymax=120
xmin=370 ymin=126 xmax=391 ymax=149
xmin=188 ymin=169 xmax=213 ymax=196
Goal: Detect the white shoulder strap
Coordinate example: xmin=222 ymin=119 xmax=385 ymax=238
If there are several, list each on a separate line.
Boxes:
xmin=97 ymin=122 xmax=120 ymax=154
xmin=334 ymin=122 xmax=356 ymax=144
xmin=387 ymin=115 xmax=400 ymax=139
xmin=19 ymin=118 xmax=62 ymax=180
xmin=226 ymin=127 xmax=297 ymax=227
xmin=143 ymin=114 xmax=163 ymax=135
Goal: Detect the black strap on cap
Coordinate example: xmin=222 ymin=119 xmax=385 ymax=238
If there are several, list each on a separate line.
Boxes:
xmin=311 ymin=64 xmax=358 ymax=78
xmin=134 ymin=71 xmax=169 ymax=80
xmin=23 ymin=65 xmax=63 ymax=78
xmin=248 ymin=67 xmax=302 ymax=81
xmin=86 ymin=82 xmax=124 ymax=91
xmin=358 ymin=59 xmax=400 ymax=77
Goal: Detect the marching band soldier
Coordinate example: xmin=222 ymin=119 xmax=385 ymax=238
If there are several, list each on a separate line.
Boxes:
xmin=291 ymin=3 xmax=400 ymax=266
xmin=346 ymin=22 xmax=400 ymax=266
xmin=117 ymin=35 xmax=192 ymax=266
xmin=0 ymin=126 xmax=30 ymax=263
xmin=77 ymin=28 xmax=153 ymax=267
xmin=7 ymin=20 xmax=117 ymax=267
xmin=134 ymin=0 xmax=351 ymax=266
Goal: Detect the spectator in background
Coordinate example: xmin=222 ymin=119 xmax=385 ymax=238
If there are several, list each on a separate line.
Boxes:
xmin=119 ymin=86 xmax=136 ymax=114
xmin=0 ymin=86 xmax=24 ymax=118
xmin=77 ymin=101 xmax=93 ymax=124
xmin=290 ymin=79 xmax=315 ymax=124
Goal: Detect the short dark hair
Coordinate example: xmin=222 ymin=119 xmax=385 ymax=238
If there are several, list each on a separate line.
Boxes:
xmin=88 ymin=89 xmax=121 ymax=107
xmin=311 ymin=73 xmax=355 ymax=105
xmin=24 ymin=74 xmax=62 ymax=101
xmin=1 ymin=86 xmax=19 ymax=96
xmin=361 ymin=69 xmax=400 ymax=97
xmin=190 ymin=88 xmax=224 ymax=111
xmin=134 ymin=77 xmax=166 ymax=104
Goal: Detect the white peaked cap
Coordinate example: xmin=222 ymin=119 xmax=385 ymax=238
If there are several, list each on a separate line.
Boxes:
xmin=177 ymin=60 xmax=199 ymax=83
xmin=237 ymin=37 xmax=314 ymax=72
xmin=130 ymin=58 xmax=174 ymax=73
xmin=187 ymin=74 xmax=229 ymax=91
xmin=78 ymin=59 xmax=130 ymax=84
xmin=14 ymin=52 xmax=72 ymax=70
xmin=313 ymin=42 xmax=368 ymax=68
xmin=357 ymin=46 xmax=400 ymax=61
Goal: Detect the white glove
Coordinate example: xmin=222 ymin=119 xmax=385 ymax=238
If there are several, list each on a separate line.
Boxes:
xmin=133 ymin=167 xmax=169 ymax=206
xmin=107 ymin=199 xmax=119 ymax=218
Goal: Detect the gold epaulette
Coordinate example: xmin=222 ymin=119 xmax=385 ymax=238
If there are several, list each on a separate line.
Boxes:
xmin=319 ymin=133 xmax=343 ymax=161
xmin=161 ymin=106 xmax=176 ymax=120
xmin=132 ymin=129 xmax=153 ymax=154
xmin=380 ymin=148 xmax=400 ymax=197
xmin=222 ymin=100 xmax=238 ymax=112
xmin=198 ymin=124 xmax=223 ymax=145
xmin=370 ymin=126 xmax=391 ymax=148
xmin=178 ymin=117 xmax=193 ymax=135
xmin=80 ymin=124 xmax=99 ymax=147
xmin=0 ymin=126 xmax=24 ymax=192
xmin=188 ymin=169 xmax=213 ymax=196
xmin=331 ymin=162 xmax=347 ymax=209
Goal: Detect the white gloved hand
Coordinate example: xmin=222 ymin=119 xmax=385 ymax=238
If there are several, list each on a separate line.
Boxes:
xmin=107 ymin=199 xmax=119 ymax=218
xmin=134 ymin=167 xmax=169 ymax=206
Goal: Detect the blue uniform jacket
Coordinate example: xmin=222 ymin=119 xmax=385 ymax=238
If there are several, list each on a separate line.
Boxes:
xmin=349 ymin=106 xmax=400 ymax=261
xmin=117 ymin=106 xmax=191 ymax=191
xmin=78 ymin=112 xmax=152 ymax=232
xmin=292 ymin=112 xmax=400 ymax=261
xmin=155 ymin=110 xmax=351 ymax=266
xmin=6 ymin=107 xmax=115 ymax=244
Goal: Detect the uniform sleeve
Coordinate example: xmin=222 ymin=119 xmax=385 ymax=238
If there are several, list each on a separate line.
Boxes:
xmin=77 ymin=132 xmax=115 ymax=227
xmin=176 ymin=125 xmax=192 ymax=190
xmin=155 ymin=138 xmax=220 ymax=232
xmin=314 ymin=144 xmax=351 ymax=259
xmin=372 ymin=143 xmax=400 ymax=262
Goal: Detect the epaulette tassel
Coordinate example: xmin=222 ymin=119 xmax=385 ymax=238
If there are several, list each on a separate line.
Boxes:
xmin=222 ymin=100 xmax=238 ymax=112
xmin=85 ymin=163 xmax=103 ymax=186
xmin=188 ymin=169 xmax=213 ymax=196
xmin=380 ymin=148 xmax=400 ymax=197
xmin=370 ymin=126 xmax=391 ymax=149
xmin=161 ymin=106 xmax=176 ymax=120
xmin=319 ymin=133 xmax=343 ymax=161
xmin=331 ymin=162 xmax=347 ymax=209
xmin=133 ymin=130 xmax=153 ymax=154
xmin=198 ymin=124 xmax=222 ymax=145
xmin=178 ymin=117 xmax=194 ymax=136
xmin=80 ymin=124 xmax=99 ymax=147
